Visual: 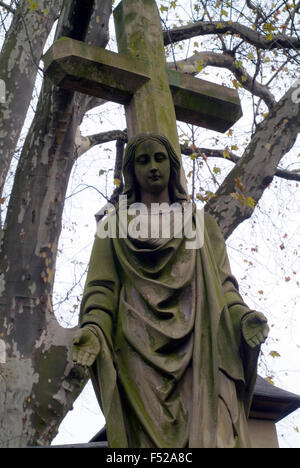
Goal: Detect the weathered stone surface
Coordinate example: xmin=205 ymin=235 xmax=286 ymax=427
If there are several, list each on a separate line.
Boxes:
xmin=167 ymin=69 xmax=242 ymax=132
xmin=113 ymin=0 xmax=180 ymax=153
xmin=43 ymin=38 xmax=150 ymax=104
xmin=44 ymin=3 xmax=243 ymax=142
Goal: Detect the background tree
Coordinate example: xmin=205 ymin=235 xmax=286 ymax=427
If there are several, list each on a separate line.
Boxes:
xmin=0 ymin=0 xmax=112 ymax=447
xmin=0 ymin=0 xmax=299 ymax=448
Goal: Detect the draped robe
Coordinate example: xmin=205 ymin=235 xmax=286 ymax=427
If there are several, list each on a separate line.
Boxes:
xmin=79 ymin=211 xmax=259 ymax=448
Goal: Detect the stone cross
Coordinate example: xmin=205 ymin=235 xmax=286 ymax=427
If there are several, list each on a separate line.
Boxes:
xmin=44 ymin=0 xmax=242 ymax=157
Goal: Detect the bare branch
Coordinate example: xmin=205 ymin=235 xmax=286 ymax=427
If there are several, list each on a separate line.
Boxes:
xmin=282 ymin=0 xmax=300 ymax=41
xmin=245 ymin=0 xmax=266 ymax=23
xmin=164 ymin=20 xmax=300 ymax=51
xmin=109 ymin=139 xmax=126 ymax=204
xmin=181 ymin=146 xmax=300 ymax=182
xmin=0 ymin=1 xmax=15 ymax=14
xmin=85 ymin=96 xmax=107 ymax=113
xmin=274 ymin=167 xmax=300 ymax=181
xmin=75 ymin=129 xmax=127 ymax=157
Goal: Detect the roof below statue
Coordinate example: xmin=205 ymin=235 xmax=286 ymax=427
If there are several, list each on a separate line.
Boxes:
xmin=250 ymin=375 xmax=300 ymax=422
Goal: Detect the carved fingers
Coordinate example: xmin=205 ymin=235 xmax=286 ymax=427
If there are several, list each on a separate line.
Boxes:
xmin=72 ymin=327 xmax=101 ymax=367
xmin=241 ymin=311 xmax=269 ymax=348
xmin=73 ymin=349 xmax=98 ymax=367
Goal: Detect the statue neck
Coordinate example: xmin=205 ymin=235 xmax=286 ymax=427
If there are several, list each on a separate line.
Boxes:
xmin=139 ymin=187 xmax=170 ymax=208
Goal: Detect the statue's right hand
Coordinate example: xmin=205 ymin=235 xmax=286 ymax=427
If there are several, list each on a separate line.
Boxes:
xmin=72 ymin=327 xmax=100 ymax=367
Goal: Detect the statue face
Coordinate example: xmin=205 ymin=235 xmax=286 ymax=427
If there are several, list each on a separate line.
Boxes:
xmin=134 ymin=140 xmax=170 ymax=195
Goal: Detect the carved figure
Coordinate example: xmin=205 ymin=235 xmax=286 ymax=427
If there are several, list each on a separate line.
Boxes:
xmin=72 ymin=133 xmax=269 ymax=448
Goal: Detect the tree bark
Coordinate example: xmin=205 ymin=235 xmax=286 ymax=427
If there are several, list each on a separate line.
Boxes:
xmin=0 ymin=0 xmax=63 ymax=214
xmin=205 ymin=86 xmax=300 ymax=239
xmin=0 ymin=0 xmax=112 ymax=447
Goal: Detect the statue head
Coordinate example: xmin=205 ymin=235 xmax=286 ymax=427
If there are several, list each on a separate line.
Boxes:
xmin=122 ymin=133 xmax=188 ymax=206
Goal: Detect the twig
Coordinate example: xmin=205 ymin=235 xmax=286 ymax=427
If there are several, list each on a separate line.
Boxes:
xmin=181 ymin=146 xmax=300 ymax=182
xmin=0 ymin=1 xmax=15 ymax=14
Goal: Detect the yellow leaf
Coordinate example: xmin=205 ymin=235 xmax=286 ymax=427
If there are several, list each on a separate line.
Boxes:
xmin=235 ymin=177 xmax=246 ymax=192
xmin=269 ymin=350 xmax=281 ymax=358
xmin=114 ymin=178 xmax=121 ymax=187
xmin=265 ymin=376 xmax=275 ymax=385
xmin=263 ymin=22 xmax=276 ymax=33
xmin=246 ymin=196 xmax=255 ymax=209
xmin=232 ymin=79 xmax=242 ymax=89
xmin=190 ymin=153 xmax=198 ymax=160
xmin=29 ymin=0 xmax=38 ymax=10
xmin=197 ymin=59 xmax=204 ymax=72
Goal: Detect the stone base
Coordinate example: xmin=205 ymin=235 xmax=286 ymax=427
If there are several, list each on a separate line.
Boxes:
xmin=248 ymin=418 xmax=279 ymax=448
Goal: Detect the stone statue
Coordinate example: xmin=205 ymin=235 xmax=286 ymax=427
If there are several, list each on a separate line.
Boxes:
xmin=72 ymin=133 xmax=269 ymax=448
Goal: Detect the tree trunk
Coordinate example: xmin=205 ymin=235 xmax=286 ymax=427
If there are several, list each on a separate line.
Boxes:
xmin=206 ymin=86 xmax=300 ymax=239
xmin=0 ymin=0 xmax=112 ymax=447
xmin=0 ymin=0 xmax=63 ymax=217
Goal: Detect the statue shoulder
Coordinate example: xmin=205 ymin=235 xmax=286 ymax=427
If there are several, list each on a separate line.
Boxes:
xmin=204 ymin=212 xmax=221 ymax=233
xmin=203 ymin=212 xmax=226 ymax=246
xmin=90 ymin=231 xmax=116 ymax=261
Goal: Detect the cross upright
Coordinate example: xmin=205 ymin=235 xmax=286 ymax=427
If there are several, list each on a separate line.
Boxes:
xmin=44 ymin=0 xmax=242 ymax=158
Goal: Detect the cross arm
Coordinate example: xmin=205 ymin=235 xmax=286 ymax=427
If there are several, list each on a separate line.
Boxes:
xmin=168 ymin=69 xmax=242 ymax=133
xmin=43 ymin=37 xmax=242 ymax=133
xmin=43 ymin=37 xmax=150 ymax=105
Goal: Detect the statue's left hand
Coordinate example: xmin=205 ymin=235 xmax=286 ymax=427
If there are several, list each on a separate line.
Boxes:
xmin=241 ymin=311 xmax=269 ymax=348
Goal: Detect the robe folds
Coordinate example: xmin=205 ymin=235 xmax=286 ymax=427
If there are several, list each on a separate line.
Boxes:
xmin=79 ymin=211 xmax=259 ymax=448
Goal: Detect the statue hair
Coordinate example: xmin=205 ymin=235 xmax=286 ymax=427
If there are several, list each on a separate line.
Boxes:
xmin=121 ymin=133 xmax=188 ymax=206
